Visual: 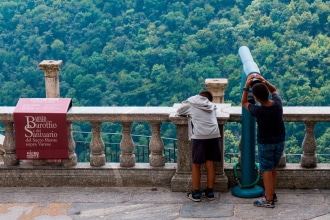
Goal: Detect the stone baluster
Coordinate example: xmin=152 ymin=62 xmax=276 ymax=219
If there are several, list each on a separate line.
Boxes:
xmin=278 ymin=153 xmax=287 ymax=167
xmin=120 ymin=122 xmax=135 ymax=167
xmin=300 ymin=121 xmax=317 ymax=168
xmin=2 ymin=121 xmax=19 ymax=166
xmin=149 ymin=122 xmax=165 ymax=167
xmin=62 ymin=122 xmax=77 ymax=167
xmin=90 ymin=122 xmax=106 ymax=167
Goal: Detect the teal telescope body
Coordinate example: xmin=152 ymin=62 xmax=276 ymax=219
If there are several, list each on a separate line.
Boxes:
xmin=231 ymin=46 xmax=264 ymax=198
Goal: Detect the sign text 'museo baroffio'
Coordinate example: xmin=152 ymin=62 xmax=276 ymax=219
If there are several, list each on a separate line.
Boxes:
xmin=14 ymin=98 xmax=72 ymax=159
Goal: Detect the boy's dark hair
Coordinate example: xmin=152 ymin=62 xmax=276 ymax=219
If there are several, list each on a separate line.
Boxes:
xmin=199 ymin=90 xmax=213 ymax=102
xmin=252 ymin=83 xmax=269 ymax=101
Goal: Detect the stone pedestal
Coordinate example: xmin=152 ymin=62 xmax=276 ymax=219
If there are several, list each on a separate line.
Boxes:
xmin=170 ymin=111 xmax=229 ymax=192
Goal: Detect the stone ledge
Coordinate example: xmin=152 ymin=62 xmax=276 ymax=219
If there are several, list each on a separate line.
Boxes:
xmin=0 ymin=162 xmax=177 ymax=187
xmin=0 ymin=162 xmax=329 ymax=190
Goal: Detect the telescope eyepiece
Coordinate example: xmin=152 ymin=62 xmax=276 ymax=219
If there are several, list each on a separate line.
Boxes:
xmin=251 ymin=78 xmax=262 ymax=87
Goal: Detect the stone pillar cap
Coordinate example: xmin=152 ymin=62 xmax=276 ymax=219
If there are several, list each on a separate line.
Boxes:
xmin=205 ymin=78 xmax=228 ymax=84
xmin=39 ymin=60 xmax=63 ymax=68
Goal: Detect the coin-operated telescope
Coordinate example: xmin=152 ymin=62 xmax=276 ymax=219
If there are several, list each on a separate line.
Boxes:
xmin=231 ymin=46 xmax=264 ymax=198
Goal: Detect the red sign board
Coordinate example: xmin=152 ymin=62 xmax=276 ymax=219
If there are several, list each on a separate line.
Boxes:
xmin=13 ymin=98 xmax=72 ymax=159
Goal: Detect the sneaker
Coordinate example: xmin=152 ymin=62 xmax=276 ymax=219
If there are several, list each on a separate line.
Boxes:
xmin=203 ymin=188 xmax=215 ymax=201
xmin=187 ymin=190 xmax=201 ymax=202
xmin=253 ymin=197 xmax=275 ymax=208
xmin=273 ymin=193 xmax=278 ymax=202
xmin=264 ymin=193 xmax=278 ymax=202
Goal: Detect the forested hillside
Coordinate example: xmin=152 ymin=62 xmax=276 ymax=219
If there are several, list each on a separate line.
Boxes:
xmin=0 ymin=0 xmax=329 ymax=160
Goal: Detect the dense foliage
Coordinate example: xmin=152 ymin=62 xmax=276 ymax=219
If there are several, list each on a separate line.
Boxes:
xmin=0 ymin=0 xmax=329 ymax=161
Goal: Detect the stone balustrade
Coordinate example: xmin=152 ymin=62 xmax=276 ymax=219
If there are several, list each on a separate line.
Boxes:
xmin=0 ymin=105 xmax=329 ymax=190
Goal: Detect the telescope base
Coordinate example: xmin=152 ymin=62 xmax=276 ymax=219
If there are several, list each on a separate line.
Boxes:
xmin=231 ymin=185 xmax=264 ymax=198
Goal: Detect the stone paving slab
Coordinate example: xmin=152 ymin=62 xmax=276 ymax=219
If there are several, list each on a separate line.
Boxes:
xmin=69 ymin=203 xmax=181 ymax=220
xmin=0 ymin=187 xmax=329 ymax=220
xmin=181 ymin=203 xmax=233 ymax=218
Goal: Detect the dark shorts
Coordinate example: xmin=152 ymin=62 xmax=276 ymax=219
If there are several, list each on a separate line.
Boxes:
xmin=257 ymin=141 xmax=285 ymax=171
xmin=192 ymin=137 xmax=222 ymax=164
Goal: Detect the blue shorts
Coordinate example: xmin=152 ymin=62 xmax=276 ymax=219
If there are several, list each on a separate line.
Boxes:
xmin=192 ymin=138 xmax=222 ymax=164
xmin=257 ymin=141 xmax=285 ymax=171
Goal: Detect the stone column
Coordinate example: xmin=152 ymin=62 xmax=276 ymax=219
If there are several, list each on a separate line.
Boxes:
xmin=39 ymin=60 xmax=62 ymax=98
xmin=36 ymin=60 xmax=66 ymax=165
xmin=205 ymin=77 xmax=227 ymax=164
xmin=205 ymin=78 xmax=228 ymax=103
xmin=205 ymin=78 xmax=229 ymax=191
xmin=90 ymin=122 xmax=106 ymax=167
xmin=300 ymin=121 xmax=317 ymax=168
xmin=120 ymin=122 xmax=135 ymax=167
xmin=149 ymin=122 xmax=165 ymax=167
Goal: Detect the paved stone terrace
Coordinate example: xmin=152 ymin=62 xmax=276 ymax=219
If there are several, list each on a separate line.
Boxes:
xmin=0 ymin=187 xmax=329 ymax=220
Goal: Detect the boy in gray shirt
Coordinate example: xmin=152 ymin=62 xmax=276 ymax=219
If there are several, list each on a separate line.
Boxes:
xmin=177 ymin=90 xmax=222 ymax=202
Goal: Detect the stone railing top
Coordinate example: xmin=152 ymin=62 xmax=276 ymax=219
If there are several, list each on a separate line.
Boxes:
xmin=67 ymin=106 xmax=178 ymax=122
xmin=0 ymin=106 xmax=178 ymax=122
xmin=1 ymin=106 xmax=330 ymax=123
xmin=170 ymin=104 xmax=231 ymax=124
xmin=0 ymin=107 xmax=16 ymax=121
xmin=222 ymin=106 xmax=330 ymax=122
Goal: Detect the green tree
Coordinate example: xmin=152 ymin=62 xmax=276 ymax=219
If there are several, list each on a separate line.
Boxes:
xmin=51 ymin=39 xmax=66 ymax=60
